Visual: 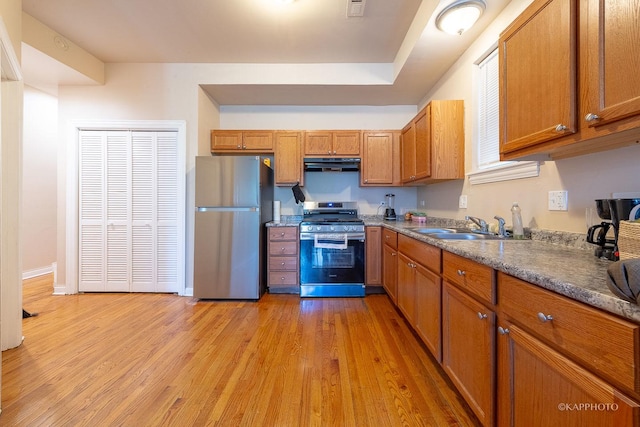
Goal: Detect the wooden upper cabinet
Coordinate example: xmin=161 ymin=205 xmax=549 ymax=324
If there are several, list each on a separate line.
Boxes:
xmin=500 ymin=0 xmax=640 ymax=160
xmin=580 ymin=0 xmax=640 ymax=132
xmin=499 ymin=0 xmax=577 ymax=155
xmin=400 ymin=100 xmax=464 ymax=185
xmin=304 ymin=131 xmax=361 ymax=157
xmin=274 ymin=132 xmax=303 ymax=187
xmin=211 ymin=130 xmax=274 ymax=153
xmin=361 ymin=131 xmax=401 ymax=186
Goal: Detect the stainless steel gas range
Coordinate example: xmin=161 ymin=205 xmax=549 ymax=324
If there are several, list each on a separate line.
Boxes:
xmin=299 ymin=201 xmax=365 ymax=297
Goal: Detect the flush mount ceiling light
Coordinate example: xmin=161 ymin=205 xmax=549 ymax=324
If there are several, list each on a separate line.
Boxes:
xmin=436 ymin=0 xmax=486 ymax=35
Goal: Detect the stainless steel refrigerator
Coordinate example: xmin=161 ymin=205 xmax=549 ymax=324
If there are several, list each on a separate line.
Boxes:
xmin=193 ymin=156 xmax=274 ymax=299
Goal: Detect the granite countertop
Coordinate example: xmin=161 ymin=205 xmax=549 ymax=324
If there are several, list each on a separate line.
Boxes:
xmin=266 ymin=216 xmax=640 ymax=323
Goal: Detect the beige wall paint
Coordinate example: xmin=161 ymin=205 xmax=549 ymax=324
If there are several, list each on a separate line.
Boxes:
xmin=22 ymin=86 xmax=58 ymax=274
xmin=416 ymin=0 xmax=640 ymax=233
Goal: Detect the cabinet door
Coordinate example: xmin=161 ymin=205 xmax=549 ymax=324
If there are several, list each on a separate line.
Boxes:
xmin=581 ymin=0 xmax=640 ymax=129
xmin=242 ymin=131 xmax=273 ymax=151
xmin=382 ymin=244 xmax=397 ymax=304
xmin=400 ymin=123 xmax=416 ymax=182
xmin=361 ymin=132 xmax=393 ymax=185
xmin=397 ymin=253 xmax=416 ymax=324
xmin=274 ymin=132 xmax=303 ymax=186
xmin=365 ymin=226 xmax=382 ymax=286
xmin=442 ymin=282 xmax=495 ymax=426
xmin=304 ymin=131 xmax=332 ymax=156
xmin=414 ymin=106 xmax=431 ymax=180
xmin=211 ymin=130 xmax=243 ymax=151
xmin=332 ymin=131 xmax=361 ymax=156
xmin=497 ymin=322 xmax=639 ymax=427
xmin=499 ymin=0 xmax=577 ymax=154
xmin=414 ymin=263 xmax=441 ymax=362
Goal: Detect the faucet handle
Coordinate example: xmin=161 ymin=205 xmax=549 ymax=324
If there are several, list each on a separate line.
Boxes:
xmin=494 ymin=216 xmax=506 ymax=237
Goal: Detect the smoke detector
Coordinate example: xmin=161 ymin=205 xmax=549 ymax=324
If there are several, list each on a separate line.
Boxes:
xmin=346 ymin=0 xmax=366 ymax=17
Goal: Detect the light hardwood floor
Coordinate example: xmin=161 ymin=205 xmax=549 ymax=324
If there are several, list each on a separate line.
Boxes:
xmin=1 ymin=275 xmax=480 ymax=426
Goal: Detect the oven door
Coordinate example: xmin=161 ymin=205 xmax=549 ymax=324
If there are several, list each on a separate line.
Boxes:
xmin=299 ymin=231 xmax=365 ymax=297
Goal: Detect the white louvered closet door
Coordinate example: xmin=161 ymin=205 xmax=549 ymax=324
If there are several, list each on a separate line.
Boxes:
xmin=79 ymin=130 xmax=180 ymax=293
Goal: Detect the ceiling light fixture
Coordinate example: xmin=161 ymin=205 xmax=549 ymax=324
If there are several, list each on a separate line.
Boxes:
xmin=435 ymin=0 xmax=485 ymax=36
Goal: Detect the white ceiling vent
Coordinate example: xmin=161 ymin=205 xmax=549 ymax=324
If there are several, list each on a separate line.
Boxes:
xmin=346 ymin=0 xmax=366 ymax=17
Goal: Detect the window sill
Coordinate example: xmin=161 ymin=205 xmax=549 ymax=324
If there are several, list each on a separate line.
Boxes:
xmin=468 ymin=161 xmax=539 ymax=185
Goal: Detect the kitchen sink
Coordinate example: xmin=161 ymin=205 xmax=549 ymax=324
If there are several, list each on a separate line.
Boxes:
xmin=410 ymin=227 xmax=458 ymax=234
xmin=427 ymin=232 xmax=506 ymax=240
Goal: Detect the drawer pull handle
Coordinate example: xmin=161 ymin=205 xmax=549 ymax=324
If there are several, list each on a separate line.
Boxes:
xmin=457 ymin=269 xmax=466 ymax=276
xmin=537 ymin=312 xmax=554 ymax=323
xmin=281 ymin=262 xmax=286 ymax=266
xmin=555 ymin=124 xmax=568 ymax=132
xmin=280 ymin=232 xmax=285 ymax=237
xmin=280 ymin=276 xmax=285 ymax=281
xmin=585 ymin=113 xmax=600 ymax=122
xmin=497 ymin=326 xmax=510 ymax=335
xmin=477 ymin=312 xmax=488 ymax=320
xmin=281 ymin=248 xmax=286 ymax=253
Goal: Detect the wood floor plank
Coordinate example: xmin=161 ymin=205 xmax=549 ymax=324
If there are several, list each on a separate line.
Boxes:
xmin=2 ymin=274 xmax=480 ymax=426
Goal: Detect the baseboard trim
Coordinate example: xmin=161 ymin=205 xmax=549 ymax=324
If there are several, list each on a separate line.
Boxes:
xmin=22 ymin=266 xmax=54 ymax=280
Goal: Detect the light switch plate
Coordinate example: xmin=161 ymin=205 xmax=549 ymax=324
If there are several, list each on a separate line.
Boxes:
xmin=459 ymin=195 xmax=468 ymax=209
xmin=548 ymin=191 xmax=568 ymax=211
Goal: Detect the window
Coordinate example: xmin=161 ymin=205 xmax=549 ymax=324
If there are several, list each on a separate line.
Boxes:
xmin=469 ymin=46 xmax=539 ymax=185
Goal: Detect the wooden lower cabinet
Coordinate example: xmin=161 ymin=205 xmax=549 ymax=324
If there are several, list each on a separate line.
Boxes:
xmin=365 ymin=226 xmax=382 ymax=287
xmin=442 ymin=282 xmax=495 ymax=426
xmin=497 ymin=322 xmax=639 ymax=426
xmin=267 ymin=226 xmax=299 ymax=293
xmin=382 ymin=229 xmax=398 ymax=303
xmin=397 ymin=235 xmax=442 ymax=362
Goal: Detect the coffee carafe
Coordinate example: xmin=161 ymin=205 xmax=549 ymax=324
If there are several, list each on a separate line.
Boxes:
xmin=384 ymin=193 xmax=396 ymax=220
xmin=587 ymin=199 xmax=616 ymax=260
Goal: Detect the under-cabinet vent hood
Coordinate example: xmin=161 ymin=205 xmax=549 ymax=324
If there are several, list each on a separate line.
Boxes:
xmin=304 ymin=158 xmax=361 ymax=172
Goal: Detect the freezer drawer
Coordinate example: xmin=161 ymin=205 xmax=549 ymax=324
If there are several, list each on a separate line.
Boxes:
xmin=193 ymin=210 xmax=262 ymax=299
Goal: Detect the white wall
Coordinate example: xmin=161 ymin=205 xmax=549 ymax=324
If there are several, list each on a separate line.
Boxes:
xmin=22 ymin=86 xmax=58 ymax=276
xmin=416 ymin=0 xmax=640 ymax=233
xmin=220 ymin=105 xmax=418 ymax=216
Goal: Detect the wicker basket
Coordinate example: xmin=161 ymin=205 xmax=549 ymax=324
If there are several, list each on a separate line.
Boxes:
xmin=618 ymin=221 xmax=640 ymax=260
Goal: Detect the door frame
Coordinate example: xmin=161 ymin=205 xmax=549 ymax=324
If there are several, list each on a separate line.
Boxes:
xmin=65 ymin=120 xmax=186 ymax=295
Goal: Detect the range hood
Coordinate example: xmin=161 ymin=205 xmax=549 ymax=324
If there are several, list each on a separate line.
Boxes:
xmin=304 ymin=158 xmax=361 ymax=172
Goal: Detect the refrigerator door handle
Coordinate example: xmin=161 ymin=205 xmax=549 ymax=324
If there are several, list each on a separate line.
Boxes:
xmin=196 ymin=207 xmax=259 ymax=212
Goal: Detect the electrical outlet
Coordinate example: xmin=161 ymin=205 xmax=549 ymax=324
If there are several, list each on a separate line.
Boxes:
xmin=548 ymin=191 xmax=568 ymax=211
xmin=459 ymin=195 xmax=468 ymax=209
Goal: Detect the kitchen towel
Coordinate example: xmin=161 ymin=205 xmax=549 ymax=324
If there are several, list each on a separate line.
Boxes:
xmin=606 ymin=258 xmax=640 ymax=304
xmin=314 ymin=234 xmax=348 ymax=250
xmin=273 ymin=201 xmax=281 ymax=222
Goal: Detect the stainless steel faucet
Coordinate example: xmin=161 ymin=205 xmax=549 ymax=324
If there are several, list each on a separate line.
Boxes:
xmin=465 ymin=215 xmax=488 ymax=233
xmin=494 ymin=216 xmax=507 ymax=237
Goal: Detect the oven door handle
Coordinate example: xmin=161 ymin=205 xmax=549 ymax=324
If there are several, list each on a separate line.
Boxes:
xmin=300 ymin=233 xmax=365 ymax=241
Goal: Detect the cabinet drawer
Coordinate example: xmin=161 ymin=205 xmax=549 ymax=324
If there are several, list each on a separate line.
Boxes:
xmin=398 ymin=234 xmax=440 ymax=273
xmin=269 ymin=227 xmax=298 ymax=241
xmin=498 ymin=273 xmax=640 ymax=393
xmin=383 ymin=229 xmax=398 ymax=249
xmin=443 ymin=252 xmax=495 ymax=305
xmin=269 ymin=256 xmax=298 ymax=271
xmin=269 ymin=271 xmax=298 ymax=286
xmin=269 ymin=241 xmax=298 ymax=256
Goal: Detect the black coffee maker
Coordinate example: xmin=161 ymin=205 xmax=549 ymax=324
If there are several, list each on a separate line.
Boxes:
xmin=588 ymin=198 xmax=640 ymax=260
xmin=587 ymin=199 xmax=616 ymax=260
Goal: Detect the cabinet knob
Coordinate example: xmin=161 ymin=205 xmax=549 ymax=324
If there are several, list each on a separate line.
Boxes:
xmin=237 ymin=145 xmax=241 ymax=149
xmin=242 ymin=145 xmax=246 ymax=149
xmin=497 ymin=326 xmax=510 ymax=335
xmin=281 ymin=262 xmax=286 ymax=266
xmin=585 ymin=113 xmax=601 ymax=122
xmin=392 ymin=252 xmax=396 ymax=256
xmin=327 ymin=150 xmax=332 ymax=155
xmin=477 ymin=312 xmax=488 ymax=320
xmin=555 ymin=124 xmax=568 ymax=132
xmin=280 ymin=276 xmax=285 ymax=281
xmin=364 ymin=179 xmax=368 ymax=183
xmin=537 ymin=312 xmax=554 ymax=323
xmin=281 ymin=247 xmax=286 ymax=253
xmin=456 ymin=269 xmax=466 ymax=276
xmin=281 ymin=232 xmax=285 ymax=237
xmin=333 ymin=150 xmax=337 ymax=155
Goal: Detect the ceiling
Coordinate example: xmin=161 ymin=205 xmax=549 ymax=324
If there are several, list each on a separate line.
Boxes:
xmin=22 ymin=0 xmax=510 ymax=105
